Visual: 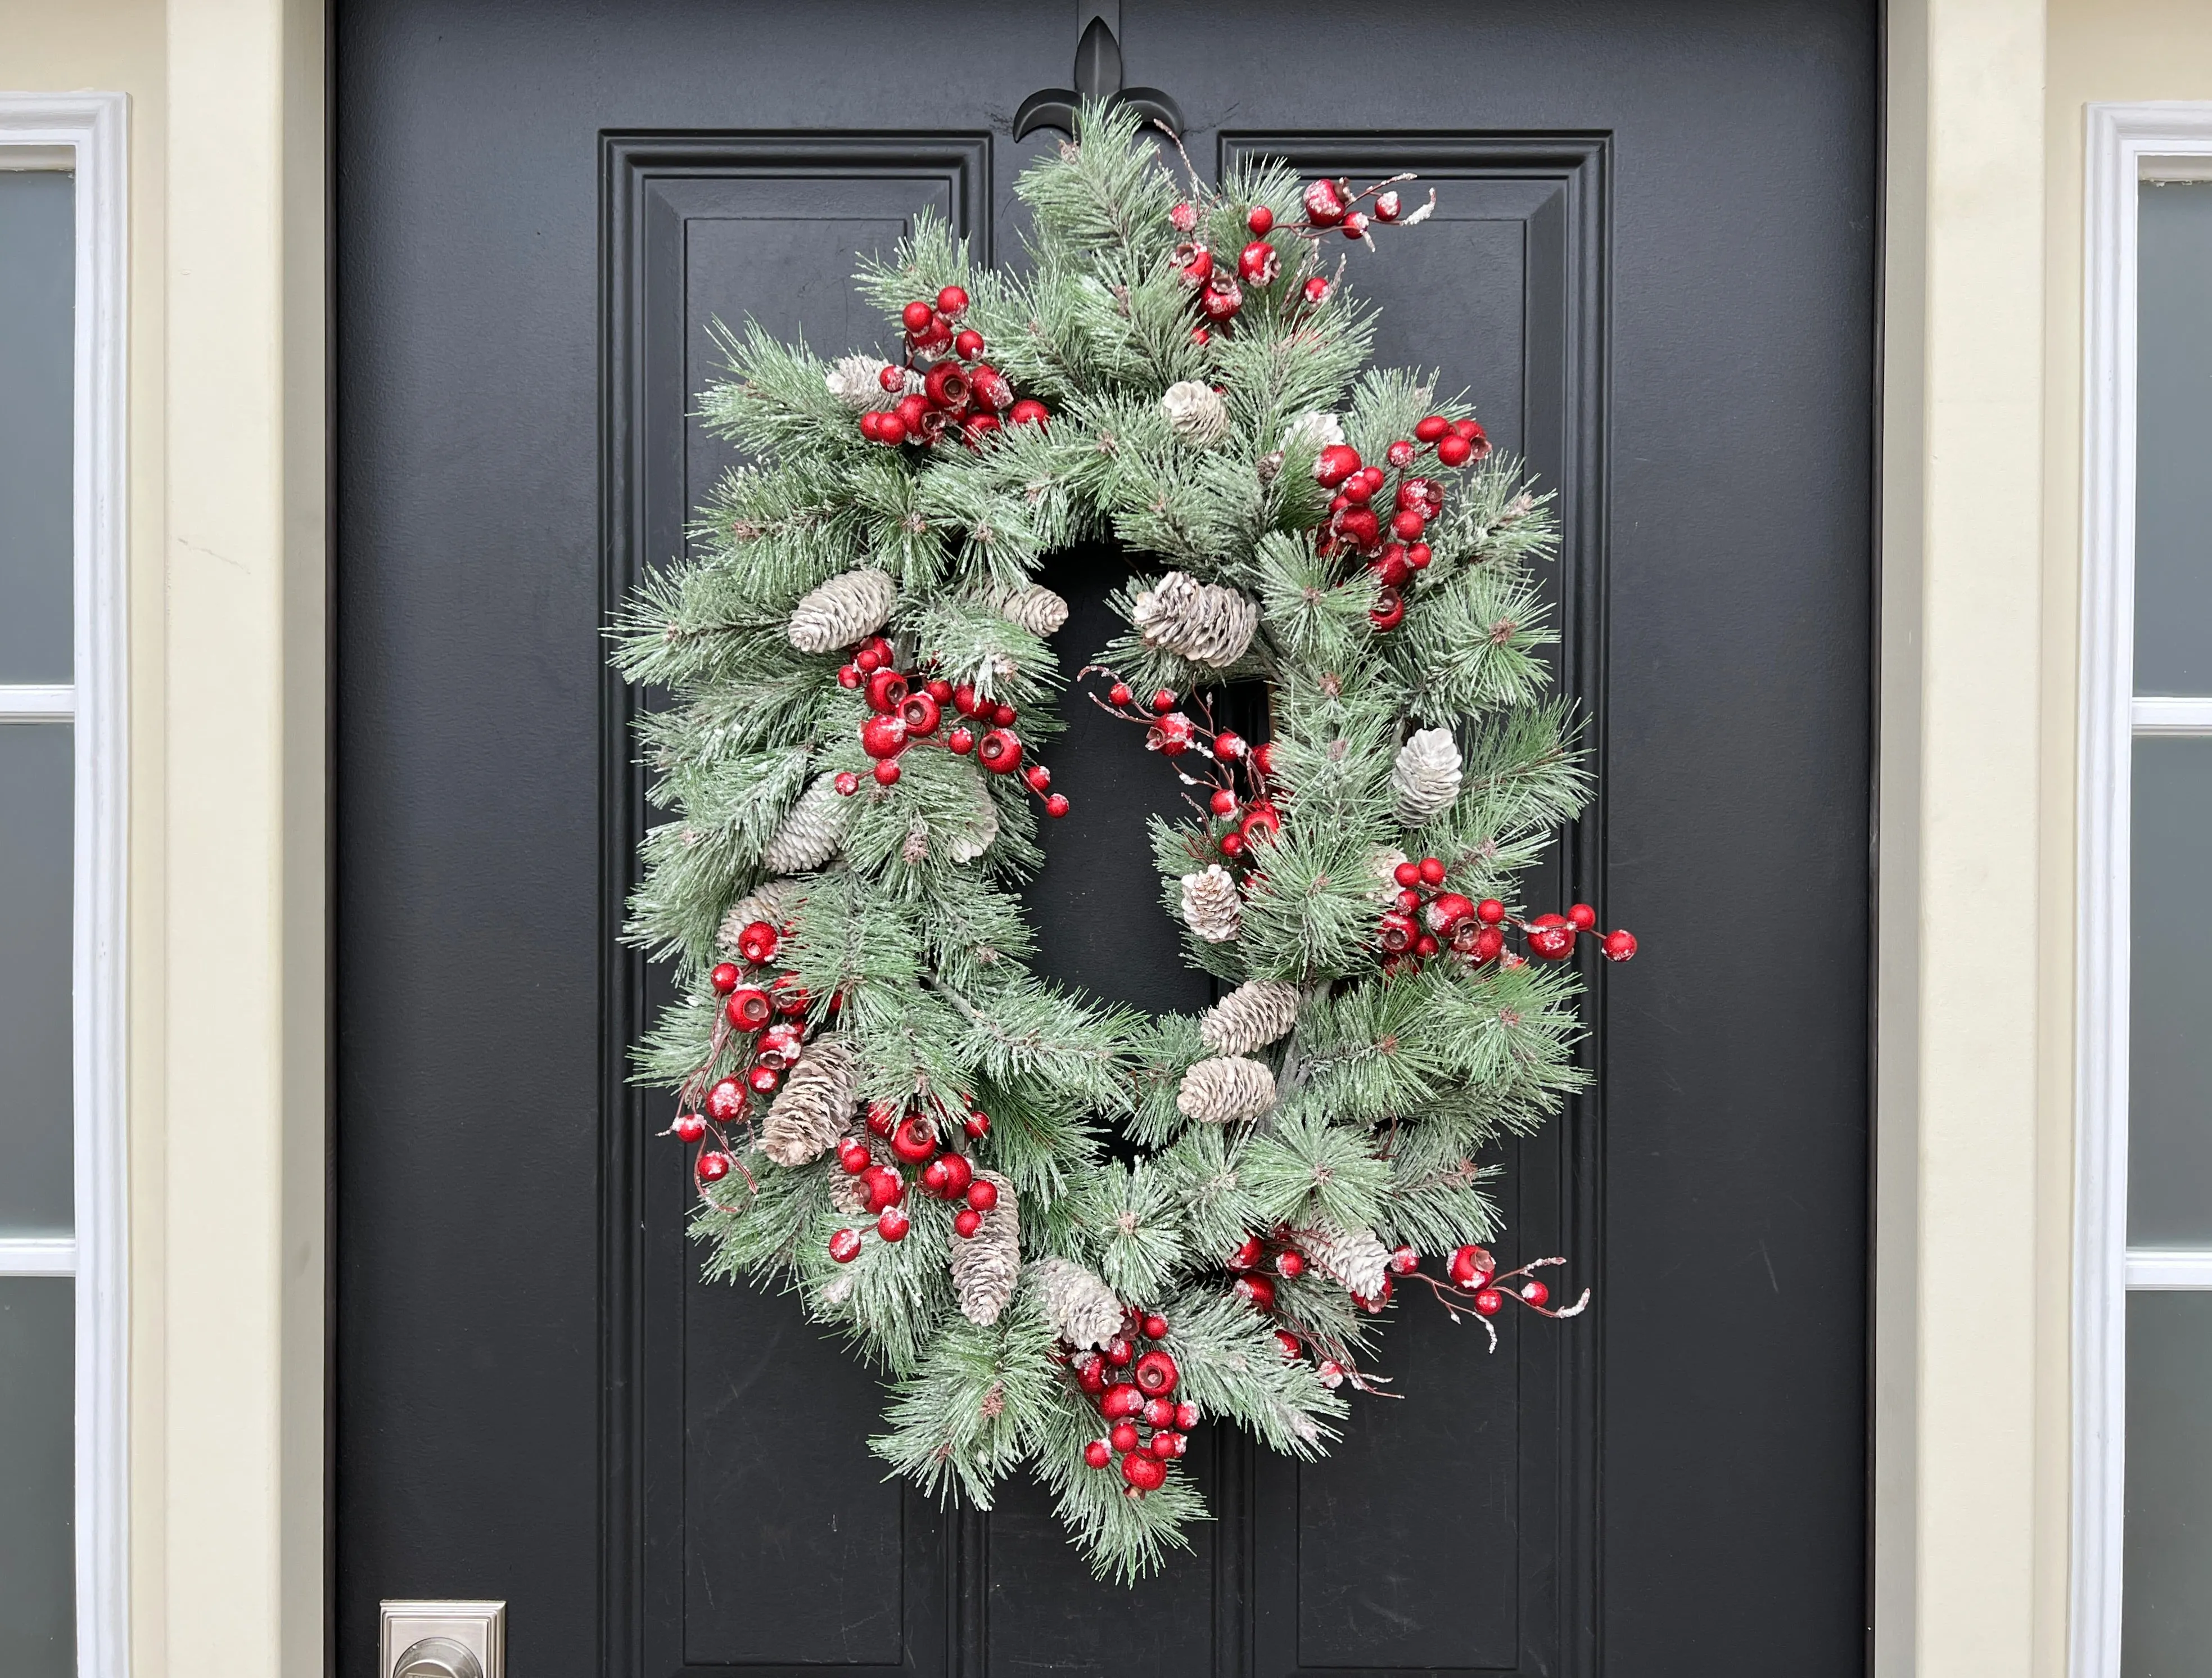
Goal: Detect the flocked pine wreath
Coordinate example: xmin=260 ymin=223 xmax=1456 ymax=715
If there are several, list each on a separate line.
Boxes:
xmin=613 ymin=105 xmax=1636 ymax=1582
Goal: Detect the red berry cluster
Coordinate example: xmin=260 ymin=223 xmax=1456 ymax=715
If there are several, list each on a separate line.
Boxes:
xmin=1377 ymin=856 xmax=1637 ymax=976
xmin=826 ymin=1099 xmax=998 ymax=1257
xmin=1296 ymin=173 xmax=1433 ymax=245
xmin=1068 ymin=1312 xmax=1196 ymax=1496
xmin=1314 ymin=416 xmax=1489 ymax=630
xmin=670 ymin=920 xmax=841 ymax=1185
xmin=829 ymin=635 xmax=1068 ymax=815
xmin=1220 ymin=1230 xmax=1420 ymax=1391
xmin=1084 ymin=675 xmax=1278 ymax=860
xmin=857 ymin=285 xmax=1050 ymax=450
xmin=1407 ymin=1244 xmax=1590 ymax=1350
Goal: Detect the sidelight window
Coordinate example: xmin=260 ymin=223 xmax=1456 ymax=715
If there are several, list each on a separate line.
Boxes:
xmin=0 ymin=94 xmax=129 ymax=1678
xmin=2077 ymin=104 xmax=2212 ymax=1678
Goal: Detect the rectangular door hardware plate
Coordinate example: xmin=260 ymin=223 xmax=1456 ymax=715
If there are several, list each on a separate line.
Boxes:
xmin=379 ymin=1600 xmax=505 ymax=1678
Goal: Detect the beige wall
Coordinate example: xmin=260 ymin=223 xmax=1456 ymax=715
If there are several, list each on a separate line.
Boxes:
xmin=2038 ymin=3 xmax=2212 ymax=1674
xmin=7 ymin=0 xmax=2212 ymax=1672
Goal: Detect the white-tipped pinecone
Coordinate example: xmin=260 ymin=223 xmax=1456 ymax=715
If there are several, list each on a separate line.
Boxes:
xmin=1161 ymin=379 xmax=1230 ymax=446
xmin=759 ymin=773 xmax=846 ymax=874
xmin=1369 ymin=847 xmax=1410 ymax=904
xmin=1286 ymin=409 xmax=1344 ymax=461
xmin=996 ymin=582 xmax=1070 ymax=637
xmin=948 ymin=774 xmax=999 ymax=864
xmin=787 ymin=569 xmax=897 ymax=655
xmin=950 ymin=1171 xmax=1020 ymax=1326
xmin=761 ymin=1037 xmax=859 ymax=1167
xmin=824 ymin=353 xmax=892 ymax=408
xmin=1133 ymin=571 xmax=1259 ymax=668
xmin=1391 ymin=728 xmax=1463 ymax=827
xmin=718 ymin=878 xmax=805 ymax=954
xmin=1290 ymin=1220 xmax=1392 ymax=1301
xmin=1180 ymin=864 xmax=1242 ymax=942
xmin=1030 ymin=1256 xmax=1123 ymax=1349
xmin=1200 ymin=980 xmax=1301 ymax=1056
xmin=1176 ymin=1055 xmax=1277 ymax=1125
xmin=819 ymin=1273 xmax=856 ymax=1307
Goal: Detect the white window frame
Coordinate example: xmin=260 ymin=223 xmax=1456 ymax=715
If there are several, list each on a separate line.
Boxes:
xmin=2074 ymin=99 xmax=2212 ymax=1678
xmin=0 ymin=91 xmax=130 ymax=1678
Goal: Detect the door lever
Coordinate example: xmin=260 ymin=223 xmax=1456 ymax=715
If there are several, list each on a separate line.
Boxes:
xmin=1015 ymin=5 xmax=1182 ymax=141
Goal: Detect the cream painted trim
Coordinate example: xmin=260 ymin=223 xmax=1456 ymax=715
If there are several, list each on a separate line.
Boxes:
xmin=2073 ymin=97 xmax=2212 ymax=1678
xmin=0 ymin=86 xmax=132 ymax=1678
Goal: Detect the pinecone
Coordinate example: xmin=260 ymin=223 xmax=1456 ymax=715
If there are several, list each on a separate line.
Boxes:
xmin=759 ymin=773 xmax=846 ymax=874
xmin=1200 ymin=980 xmax=1301 ymax=1055
xmin=948 ymin=774 xmax=999 ymax=864
xmin=901 ymin=821 xmax=930 ymax=865
xmin=1031 ymin=1256 xmax=1123 ymax=1349
xmin=1391 ymin=728 xmax=1463 ymax=827
xmin=1179 ymin=863 xmax=1242 ymax=942
xmin=1290 ymin=1220 xmax=1392 ymax=1301
xmin=1161 ymin=379 xmax=1230 ymax=446
xmin=787 ymin=568 xmax=897 ymax=655
xmin=1132 ymin=571 xmax=1260 ymax=668
xmin=760 ymin=1037 xmax=859 ymax=1167
xmin=950 ymin=1171 xmax=1020 ymax=1326
xmin=824 ymin=353 xmax=892 ymax=408
xmin=1285 ymin=409 xmax=1344 ymax=461
xmin=996 ymin=582 xmax=1070 ymax=637
xmin=717 ymin=878 xmax=804 ymax=954
xmin=1176 ymin=1055 xmax=1277 ymax=1125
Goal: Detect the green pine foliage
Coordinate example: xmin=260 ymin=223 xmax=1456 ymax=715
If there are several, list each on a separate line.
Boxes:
xmin=612 ymin=102 xmax=1599 ymax=1582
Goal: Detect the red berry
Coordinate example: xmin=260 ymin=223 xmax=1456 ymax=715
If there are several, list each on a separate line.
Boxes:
xmin=920 ymin=1157 xmax=953 ymax=1198
xmin=865 ymin=1100 xmax=897 ymax=1137
xmin=1150 ymin=1429 xmax=1186 ymax=1460
xmin=1143 ymin=1312 xmax=1170 ymax=1341
xmin=1415 ymin=414 xmax=1450 ymax=443
xmin=737 ymin=919 xmax=780 ymax=964
xmin=1109 ymin=1421 xmax=1141 ymax=1454
xmin=1377 ymin=909 xmax=1418 ymax=953
xmin=1394 ymin=861 xmax=1420 ymax=887
xmin=1387 ymin=439 xmax=1416 ymax=468
xmin=829 ymin=1227 xmax=863 ymax=1263
xmin=1170 ymin=201 xmax=1199 ymax=233
xmin=1567 ymin=902 xmax=1597 ymax=930
xmin=1522 ymin=1279 xmax=1551 ymax=1307
xmin=1303 ymin=275 xmax=1330 ymax=304
xmin=834 ymin=770 xmax=860 ymax=796
xmin=1101 ymin=1383 xmax=1144 ymax=1419
xmin=977 ymin=729 xmax=1021 ymax=773
xmin=746 ymin=1064 xmax=780 ymax=1094
xmin=1108 ymin=682 xmax=1133 ymax=707
xmin=1302 ymin=177 xmax=1347 ymax=225
xmin=671 ymin=1113 xmax=708 ymax=1143
xmin=1448 ymin=1244 xmax=1495 ymax=1288
xmin=705 ymin=1077 xmax=746 ymax=1122
xmin=1009 ymin=398 xmax=1050 ymax=426
xmin=1389 ymin=1244 xmax=1420 ymax=1274
xmin=1452 ymin=418 xmax=1491 ymax=459
xmin=925 ymin=676 xmax=952 ymax=702
xmin=1235 ymin=1273 xmax=1277 ymax=1311
xmin=696 ymin=1151 xmax=732 ymax=1183
xmin=1425 ymin=892 xmax=1475 ymax=933
xmin=1143 ymin=1396 xmax=1175 ymax=1428
xmin=902 ymin=300 xmax=935 ymax=334
xmin=991 ymin=701 xmax=1017 ymax=728
xmin=1219 ymin=831 xmax=1245 ymax=858
xmin=1085 ymin=1440 xmax=1113 ymax=1469
xmin=963 ymin=1109 xmax=990 ymax=1139
xmin=946 ymin=727 xmax=975 ymax=754
xmin=710 ymin=961 xmax=741 ymax=994
xmin=1227 ymin=1235 xmax=1263 ymax=1271
xmin=864 ymin=666 xmax=909 ymax=713
xmin=1151 ymin=688 xmax=1177 ymax=714
xmin=1473 ymin=927 xmax=1505 ymax=962
xmin=1369 ymin=587 xmax=1405 ymax=630
xmin=1418 ymin=857 xmax=1447 ymax=886
xmin=1374 ymin=190 xmax=1403 ymax=223
xmin=1024 ymin=764 xmax=1051 ymax=791
xmin=837 ymin=1139 xmax=871 ymax=1175
xmin=1175 ymin=1400 xmax=1200 ymax=1429
xmin=725 ymin=987 xmax=773 ymax=1031
xmin=954 ymin=1208 xmax=982 ymax=1238
xmin=1044 ymin=793 xmax=1070 ymax=818
xmin=937 ymin=1154 xmax=973 ymax=1199
xmin=1134 ymin=1349 xmax=1180 ymax=1396
xmin=966 ymin=1179 xmax=999 ymax=1213
xmin=1122 ymin=1453 xmax=1167 ymax=1492
xmin=1212 ymin=730 xmax=1244 ymax=761
xmin=860 ymin=410 xmax=884 ymax=441
xmin=1435 ymin=432 xmax=1472 ymax=467
xmin=1475 ymin=898 xmax=1506 ymax=925
xmin=876 ymin=1206 xmax=910 ymax=1242
xmin=954 ymin=328 xmax=984 ymax=359
xmin=1314 ymin=443 xmax=1363 ymax=487
xmin=1414 ymin=933 xmax=1440 ymax=957
xmin=901 ymin=693 xmax=941 ymax=737
xmin=1275 ymin=1250 xmax=1307 ymax=1279
xmin=1076 ymin=1356 xmax=1107 ymax=1395
xmin=1274 ymin=1329 xmax=1302 ymax=1359
xmin=860 ymin=714 xmax=908 ymax=759
xmin=936 ymin=285 xmax=969 ymax=315
xmin=872 ymin=760 xmax=900 ymax=786
xmin=1408 ymin=542 xmax=1432 ymax=570
xmin=1602 ymin=929 xmax=1638 ymax=963
xmin=1473 ymin=1288 xmax=1504 ymax=1316
xmin=838 ymin=663 xmax=864 ymax=688
xmin=891 ymin=1115 xmax=938 ymax=1163
xmin=1392 ymin=508 xmax=1426 ymax=541
xmin=1238 ymin=240 xmax=1280 ymax=285
xmin=1527 ymin=913 xmax=1576 ymax=959
xmin=1396 ymin=888 xmax=1421 ymax=913
xmin=1316 ymin=1359 xmax=1347 ymax=1388
xmin=1247 ymin=205 xmax=1275 ymax=235
xmin=1340 ymin=211 xmax=1369 ymax=239
xmin=878 ymin=364 xmax=907 ymax=393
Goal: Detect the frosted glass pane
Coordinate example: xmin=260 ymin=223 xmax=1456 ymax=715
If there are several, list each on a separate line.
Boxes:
xmin=2136 ymin=180 xmax=2212 ymax=696
xmin=2124 ymin=1292 xmax=2212 ymax=1677
xmin=0 ymin=724 xmax=73 ymax=1234
xmin=2131 ymin=737 xmax=2212 ymax=1244
xmin=0 ymin=172 xmax=74 ymax=685
xmin=0 ymin=1278 xmax=72 ymax=1678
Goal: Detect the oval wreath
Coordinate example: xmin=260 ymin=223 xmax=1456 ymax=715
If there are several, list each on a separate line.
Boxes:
xmin=613 ymin=105 xmax=1635 ymax=1582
